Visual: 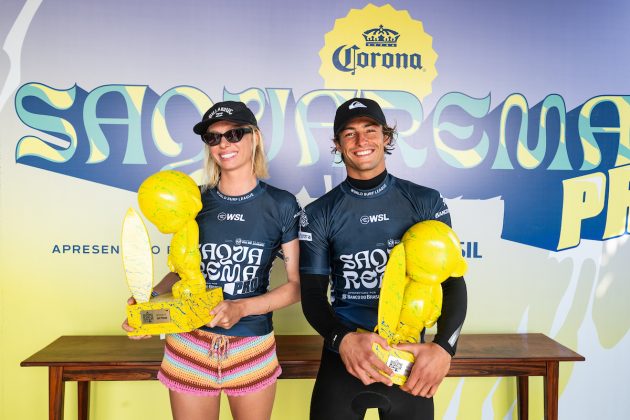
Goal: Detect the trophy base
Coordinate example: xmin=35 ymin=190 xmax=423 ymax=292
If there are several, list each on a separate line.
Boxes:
xmin=372 ymin=343 xmax=415 ymax=385
xmin=127 ymin=287 xmax=223 ymax=336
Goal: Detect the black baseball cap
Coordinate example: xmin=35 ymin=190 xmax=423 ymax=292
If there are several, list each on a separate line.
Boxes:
xmin=334 ymin=98 xmax=387 ymax=135
xmin=193 ymin=101 xmax=258 ymax=135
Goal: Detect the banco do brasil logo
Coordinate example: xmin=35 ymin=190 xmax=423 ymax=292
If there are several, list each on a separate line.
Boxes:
xmin=319 ymin=4 xmax=438 ymax=101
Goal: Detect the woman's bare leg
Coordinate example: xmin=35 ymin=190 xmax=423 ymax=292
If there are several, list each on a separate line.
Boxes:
xmin=169 ymin=389 xmax=221 ymax=420
xmin=227 ymin=382 xmax=276 ymax=420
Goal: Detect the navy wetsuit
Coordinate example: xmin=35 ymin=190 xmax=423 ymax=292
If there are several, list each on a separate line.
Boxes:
xmin=300 ymin=172 xmax=467 ymax=419
xmin=197 ymin=181 xmax=301 ymax=337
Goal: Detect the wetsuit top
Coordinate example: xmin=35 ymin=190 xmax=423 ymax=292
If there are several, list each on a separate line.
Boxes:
xmin=197 ymin=181 xmax=301 ymax=336
xmin=299 ymin=172 xmax=452 ymax=333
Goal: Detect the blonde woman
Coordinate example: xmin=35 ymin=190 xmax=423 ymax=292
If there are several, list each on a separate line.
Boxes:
xmin=124 ymin=101 xmax=301 ymax=420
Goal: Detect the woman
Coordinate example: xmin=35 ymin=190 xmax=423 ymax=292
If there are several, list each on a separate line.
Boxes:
xmin=123 ymin=101 xmax=301 ymax=420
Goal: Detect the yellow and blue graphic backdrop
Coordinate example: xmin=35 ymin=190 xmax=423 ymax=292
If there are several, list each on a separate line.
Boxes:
xmin=1 ymin=1 xmax=628 ymax=419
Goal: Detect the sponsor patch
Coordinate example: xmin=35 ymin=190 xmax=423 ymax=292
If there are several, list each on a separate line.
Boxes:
xmin=299 ymin=231 xmax=312 ymax=241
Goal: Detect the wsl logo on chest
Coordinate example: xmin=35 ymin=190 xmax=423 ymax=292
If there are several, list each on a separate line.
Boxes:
xmin=217 ymin=212 xmax=246 ymax=222
xmin=360 ymin=213 xmax=390 ymax=225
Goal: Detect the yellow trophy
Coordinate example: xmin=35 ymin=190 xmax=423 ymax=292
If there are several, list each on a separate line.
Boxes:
xmin=373 ymin=220 xmax=467 ymax=385
xmin=121 ymin=170 xmax=222 ymax=337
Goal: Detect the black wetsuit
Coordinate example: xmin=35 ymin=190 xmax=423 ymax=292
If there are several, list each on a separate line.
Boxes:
xmin=299 ymin=171 xmax=467 ymax=419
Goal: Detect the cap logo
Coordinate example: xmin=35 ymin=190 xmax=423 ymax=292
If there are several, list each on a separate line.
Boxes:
xmin=348 ymin=100 xmax=367 ymax=110
xmin=207 ymin=106 xmax=234 ymax=119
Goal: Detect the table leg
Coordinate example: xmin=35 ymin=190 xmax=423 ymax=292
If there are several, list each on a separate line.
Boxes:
xmin=544 ymin=361 xmax=559 ymax=420
xmin=517 ymin=376 xmax=528 ymax=420
xmin=78 ymin=382 xmax=90 ymax=420
xmin=49 ymin=367 xmax=64 ymax=420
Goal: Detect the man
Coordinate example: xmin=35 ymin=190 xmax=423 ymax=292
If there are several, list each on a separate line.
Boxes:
xmin=299 ymin=98 xmax=467 ymax=420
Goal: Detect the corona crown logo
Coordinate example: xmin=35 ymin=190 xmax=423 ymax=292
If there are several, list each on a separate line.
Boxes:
xmin=363 ymin=25 xmax=399 ymax=47
xmin=319 ymin=4 xmax=438 ymax=101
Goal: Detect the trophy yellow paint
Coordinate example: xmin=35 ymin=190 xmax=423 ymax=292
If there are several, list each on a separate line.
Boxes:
xmin=122 ymin=170 xmax=223 ymax=337
xmin=374 ymin=220 xmax=467 ymax=385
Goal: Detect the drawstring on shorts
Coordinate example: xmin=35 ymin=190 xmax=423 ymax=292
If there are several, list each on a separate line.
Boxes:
xmin=210 ymin=335 xmax=230 ymax=382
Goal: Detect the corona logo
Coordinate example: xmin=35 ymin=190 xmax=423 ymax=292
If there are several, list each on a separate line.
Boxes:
xmin=331 ymin=44 xmax=422 ymax=75
xmin=363 ymin=25 xmax=400 ymax=47
xmin=319 ymin=4 xmax=438 ymax=101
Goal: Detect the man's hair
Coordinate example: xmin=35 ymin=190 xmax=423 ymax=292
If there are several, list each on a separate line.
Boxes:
xmin=331 ymin=123 xmax=398 ymax=158
xmin=201 ymin=125 xmax=269 ymax=191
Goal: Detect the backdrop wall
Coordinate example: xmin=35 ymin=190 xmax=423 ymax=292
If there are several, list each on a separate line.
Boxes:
xmin=1 ymin=1 xmax=628 ymax=419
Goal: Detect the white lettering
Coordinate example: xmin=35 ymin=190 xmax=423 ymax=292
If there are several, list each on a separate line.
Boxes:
xmin=199 ymin=242 xmax=263 ymax=286
xmin=339 ymin=248 xmax=391 ymax=290
xmin=435 ymin=209 xmax=450 ymax=219
xmin=360 ymin=213 xmax=390 ymax=224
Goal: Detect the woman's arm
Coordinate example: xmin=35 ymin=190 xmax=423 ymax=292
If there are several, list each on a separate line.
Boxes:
xmin=151 ymin=271 xmax=181 ymax=296
xmin=207 ymin=239 xmax=300 ymax=328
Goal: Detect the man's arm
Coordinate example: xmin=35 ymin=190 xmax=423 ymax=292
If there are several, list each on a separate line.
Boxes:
xmin=434 ymin=276 xmax=467 ymax=355
xmin=395 ymin=276 xmax=467 ymax=397
xmin=300 ymin=272 xmax=393 ymax=385
xmin=300 ymin=273 xmax=353 ymax=351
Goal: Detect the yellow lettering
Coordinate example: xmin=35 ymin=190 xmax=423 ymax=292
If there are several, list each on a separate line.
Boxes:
xmin=558 ymin=173 xmax=606 ymax=250
xmin=603 ymin=164 xmax=630 ymax=239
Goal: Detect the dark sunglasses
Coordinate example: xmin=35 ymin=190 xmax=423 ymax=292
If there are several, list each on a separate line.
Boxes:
xmin=201 ymin=127 xmax=253 ymax=146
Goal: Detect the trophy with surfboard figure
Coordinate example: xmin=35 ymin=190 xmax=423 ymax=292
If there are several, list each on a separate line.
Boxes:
xmin=121 ymin=170 xmax=222 ymax=337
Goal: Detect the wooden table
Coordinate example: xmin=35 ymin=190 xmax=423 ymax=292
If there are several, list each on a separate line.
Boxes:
xmin=21 ymin=333 xmax=583 ymax=420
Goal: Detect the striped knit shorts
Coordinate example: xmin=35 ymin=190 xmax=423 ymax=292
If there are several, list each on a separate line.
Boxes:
xmin=157 ymin=329 xmax=282 ymax=396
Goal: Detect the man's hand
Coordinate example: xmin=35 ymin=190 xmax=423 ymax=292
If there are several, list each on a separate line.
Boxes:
xmin=207 ymin=300 xmax=245 ymax=329
xmin=394 ymin=342 xmax=451 ymax=398
xmin=339 ymin=332 xmax=393 ymax=386
xmin=121 ymin=297 xmax=152 ymax=340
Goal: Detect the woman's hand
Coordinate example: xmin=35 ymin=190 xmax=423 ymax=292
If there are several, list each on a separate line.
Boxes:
xmin=121 ymin=297 xmax=152 ymax=340
xmin=207 ymin=300 xmax=246 ymax=329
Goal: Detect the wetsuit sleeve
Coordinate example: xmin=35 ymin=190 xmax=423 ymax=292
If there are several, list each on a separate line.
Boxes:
xmin=430 ymin=191 xmax=452 ymax=226
xmin=300 ymin=273 xmax=353 ymax=352
xmin=425 ymin=189 xmax=466 ymax=355
xmin=299 ymin=205 xmax=331 ymax=275
xmin=433 ymin=276 xmax=467 ymax=356
xmin=299 ymin=203 xmax=353 ymax=351
xmin=281 ymin=195 xmax=301 ymax=243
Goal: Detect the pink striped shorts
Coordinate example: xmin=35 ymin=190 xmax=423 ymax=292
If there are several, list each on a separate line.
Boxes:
xmin=157 ymin=329 xmax=282 ymax=396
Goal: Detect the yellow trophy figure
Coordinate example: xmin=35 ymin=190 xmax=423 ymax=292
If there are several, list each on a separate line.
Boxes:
xmin=122 ymin=170 xmax=222 ymax=336
xmin=373 ymin=220 xmax=467 ymax=385
xmin=137 ymin=170 xmax=207 ymax=297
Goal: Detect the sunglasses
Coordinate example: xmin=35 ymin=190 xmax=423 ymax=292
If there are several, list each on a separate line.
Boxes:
xmin=201 ymin=127 xmax=253 ymax=146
